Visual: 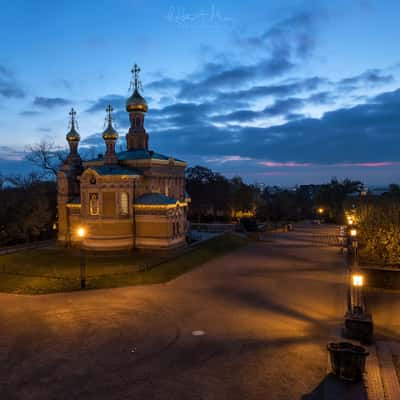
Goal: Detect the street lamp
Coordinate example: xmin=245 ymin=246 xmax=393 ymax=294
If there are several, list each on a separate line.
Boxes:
xmin=318 ymin=207 xmax=324 ymax=215
xmin=348 ymin=228 xmax=358 ymax=266
xmin=344 ymin=271 xmax=373 ymax=342
xmin=77 ymin=227 xmax=86 ymax=289
xmin=350 ymin=272 xmax=364 ymax=314
xmin=352 ymin=273 xmax=364 ymax=287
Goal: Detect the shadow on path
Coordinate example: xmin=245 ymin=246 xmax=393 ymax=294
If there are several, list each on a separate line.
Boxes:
xmin=301 ymin=373 xmax=367 ymax=400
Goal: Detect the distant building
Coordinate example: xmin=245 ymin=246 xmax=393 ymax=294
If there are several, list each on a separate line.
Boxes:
xmin=57 ymin=65 xmax=189 ymax=250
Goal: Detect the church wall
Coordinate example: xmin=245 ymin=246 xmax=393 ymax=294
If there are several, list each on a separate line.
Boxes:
xmin=135 ymin=217 xmax=170 ymax=237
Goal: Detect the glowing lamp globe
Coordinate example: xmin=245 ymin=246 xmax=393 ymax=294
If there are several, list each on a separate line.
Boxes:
xmin=352 ymin=274 xmax=364 ymax=287
xmin=77 ymin=227 xmax=86 ymax=238
xmin=350 ymin=229 xmax=357 ymax=237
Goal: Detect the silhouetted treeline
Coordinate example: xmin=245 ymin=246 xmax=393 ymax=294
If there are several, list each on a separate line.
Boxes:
xmin=0 ymin=173 xmax=57 ymax=246
xmin=186 ymin=166 xmax=261 ymax=222
xmin=186 ymin=167 xmax=365 ymax=224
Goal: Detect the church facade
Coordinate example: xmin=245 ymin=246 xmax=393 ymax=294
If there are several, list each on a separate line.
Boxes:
xmin=57 ymin=65 xmax=189 ymax=251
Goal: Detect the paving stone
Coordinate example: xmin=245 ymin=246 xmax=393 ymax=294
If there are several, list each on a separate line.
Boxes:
xmin=364 ymin=345 xmax=386 ymax=400
xmin=377 ymin=341 xmax=400 ymax=400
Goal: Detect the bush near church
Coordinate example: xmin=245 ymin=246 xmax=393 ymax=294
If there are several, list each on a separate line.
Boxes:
xmin=346 ymin=197 xmax=400 ymax=266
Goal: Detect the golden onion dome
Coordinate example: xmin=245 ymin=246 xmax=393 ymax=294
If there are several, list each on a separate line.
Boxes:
xmin=66 ymin=125 xmax=80 ymax=142
xmin=126 ymin=89 xmax=148 ymax=113
xmin=102 ymin=121 xmax=118 ymax=140
xmin=66 ymin=108 xmax=80 ymax=142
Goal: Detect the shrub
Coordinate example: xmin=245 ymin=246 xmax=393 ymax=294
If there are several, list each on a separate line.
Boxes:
xmin=352 ymin=198 xmax=400 ymax=266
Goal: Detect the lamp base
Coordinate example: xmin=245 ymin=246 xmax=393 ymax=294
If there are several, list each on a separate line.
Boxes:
xmin=343 ymin=311 xmax=373 ymax=344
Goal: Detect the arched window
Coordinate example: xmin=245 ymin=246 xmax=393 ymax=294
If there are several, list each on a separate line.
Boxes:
xmin=89 ymin=193 xmax=99 ymax=215
xmin=120 ymin=192 xmax=129 ymax=216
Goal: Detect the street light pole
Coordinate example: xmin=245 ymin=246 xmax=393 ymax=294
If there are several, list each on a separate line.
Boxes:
xmin=349 ymin=228 xmax=358 ymax=267
xmin=80 ymin=246 xmax=86 ymax=289
xmin=77 ymin=227 xmax=86 ymax=289
xmin=350 ymin=273 xmax=364 ymax=314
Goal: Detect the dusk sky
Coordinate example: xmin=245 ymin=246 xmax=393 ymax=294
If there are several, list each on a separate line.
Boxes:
xmin=1 ymin=0 xmax=400 ymax=185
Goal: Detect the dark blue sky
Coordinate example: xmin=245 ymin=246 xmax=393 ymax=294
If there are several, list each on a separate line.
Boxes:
xmin=1 ymin=0 xmax=400 ymax=185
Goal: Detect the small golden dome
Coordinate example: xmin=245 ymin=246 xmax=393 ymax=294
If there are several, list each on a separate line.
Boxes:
xmin=102 ymin=121 xmax=118 ymax=140
xmin=126 ymin=89 xmax=148 ymax=113
xmin=66 ymin=125 xmax=80 ymax=142
xmin=66 ymin=108 xmax=80 ymax=142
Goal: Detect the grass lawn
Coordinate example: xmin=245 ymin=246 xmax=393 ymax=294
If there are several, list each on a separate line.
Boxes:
xmin=0 ymin=233 xmax=247 ymax=294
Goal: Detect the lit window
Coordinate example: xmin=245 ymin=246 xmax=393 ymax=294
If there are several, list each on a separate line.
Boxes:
xmin=89 ymin=193 xmax=99 ymax=215
xmin=120 ymin=192 xmax=129 ymax=216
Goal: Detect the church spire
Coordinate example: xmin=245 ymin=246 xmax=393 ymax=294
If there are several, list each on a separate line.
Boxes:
xmin=125 ymin=64 xmax=149 ymax=151
xmin=102 ymin=104 xmax=118 ymax=164
xmin=66 ymin=108 xmax=80 ymax=155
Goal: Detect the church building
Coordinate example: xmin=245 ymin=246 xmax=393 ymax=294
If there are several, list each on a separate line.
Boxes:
xmin=57 ymin=65 xmax=189 ymax=250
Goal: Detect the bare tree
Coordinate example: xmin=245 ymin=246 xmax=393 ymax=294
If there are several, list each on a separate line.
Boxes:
xmin=25 ymin=139 xmax=67 ymax=178
xmin=5 ymin=172 xmax=43 ymax=189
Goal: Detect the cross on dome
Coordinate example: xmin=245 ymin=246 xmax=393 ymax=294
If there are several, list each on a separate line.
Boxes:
xmin=69 ymin=108 xmax=77 ymax=127
xmin=131 ymin=64 xmax=141 ymax=91
xmin=106 ymin=104 xmax=113 ymax=123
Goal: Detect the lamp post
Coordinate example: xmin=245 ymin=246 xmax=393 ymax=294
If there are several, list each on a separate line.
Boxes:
xmin=77 ymin=227 xmax=86 ymax=289
xmin=343 ymin=270 xmax=373 ymax=343
xmin=349 ymin=273 xmax=364 ymax=314
xmin=317 ymin=207 xmax=324 ymax=224
xmin=349 ymin=228 xmax=358 ymax=266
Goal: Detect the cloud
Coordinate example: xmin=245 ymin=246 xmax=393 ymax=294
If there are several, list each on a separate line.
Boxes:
xmin=213 ymin=76 xmax=328 ymax=104
xmin=238 ymin=10 xmax=326 ymax=60
xmin=80 ymin=133 xmax=105 ymax=146
xmin=33 ymin=97 xmax=71 ymax=108
xmin=212 ymin=97 xmax=305 ymax=123
xmin=0 ymin=146 xmax=25 ymax=161
xmin=177 ymin=58 xmax=294 ymax=99
xmin=142 ymin=87 xmax=400 ymax=167
xmin=205 ymin=155 xmax=253 ymax=163
xmin=338 ymin=68 xmax=394 ymax=91
xmin=334 ymin=162 xmax=400 ymax=168
xmin=259 ymin=161 xmax=312 ymax=167
xmin=86 ymin=94 xmax=126 ymax=113
xmin=0 ymin=65 xmax=25 ymax=98
xmin=147 ymin=77 xmax=185 ymax=91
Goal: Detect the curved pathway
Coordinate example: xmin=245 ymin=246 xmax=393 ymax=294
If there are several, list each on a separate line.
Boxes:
xmin=0 ymin=224 xmax=384 ymax=399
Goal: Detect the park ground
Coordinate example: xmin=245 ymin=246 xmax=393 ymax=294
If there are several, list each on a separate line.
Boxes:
xmin=0 ymin=234 xmax=246 ymax=294
xmin=0 ymin=224 xmax=399 ymax=399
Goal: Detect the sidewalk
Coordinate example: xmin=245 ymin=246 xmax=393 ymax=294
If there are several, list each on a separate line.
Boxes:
xmin=316 ymin=340 xmax=400 ymax=399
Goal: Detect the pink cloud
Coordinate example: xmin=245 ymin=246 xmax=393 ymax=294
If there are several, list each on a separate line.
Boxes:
xmin=258 ymin=161 xmax=312 ymax=168
xmin=334 ymin=162 xmax=400 ymax=168
xmin=206 ymin=155 xmax=253 ymax=163
xmin=257 ymin=160 xmax=400 ymax=169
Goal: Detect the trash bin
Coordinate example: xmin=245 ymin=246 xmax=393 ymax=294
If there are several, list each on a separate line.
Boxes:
xmin=327 ymin=342 xmax=369 ymax=382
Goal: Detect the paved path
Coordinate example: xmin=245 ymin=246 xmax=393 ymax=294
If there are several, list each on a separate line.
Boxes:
xmin=0 ymin=224 xmax=395 ymax=399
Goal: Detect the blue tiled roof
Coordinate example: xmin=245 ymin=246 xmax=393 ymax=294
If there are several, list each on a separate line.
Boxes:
xmin=135 ymin=193 xmax=178 ymax=205
xmin=68 ymin=197 xmax=80 ymax=204
xmin=91 ymin=165 xmax=142 ymax=176
xmin=117 ymin=149 xmax=184 ymax=163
